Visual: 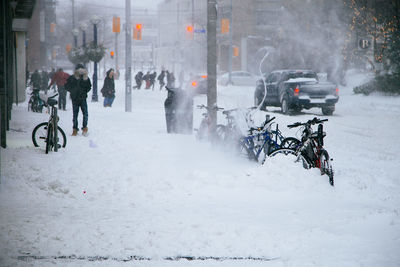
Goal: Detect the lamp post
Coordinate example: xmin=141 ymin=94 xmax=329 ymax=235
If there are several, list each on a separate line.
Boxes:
xmin=79 ymin=22 xmax=88 ymax=46
xmin=72 ymin=28 xmax=79 ymax=47
xmin=90 ymin=15 xmax=101 ymax=102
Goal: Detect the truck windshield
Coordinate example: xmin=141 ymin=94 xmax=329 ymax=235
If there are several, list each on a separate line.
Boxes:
xmin=287 ymin=72 xmax=317 ymax=80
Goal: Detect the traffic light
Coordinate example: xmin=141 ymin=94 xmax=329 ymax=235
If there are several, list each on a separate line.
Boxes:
xmin=186 ymin=25 xmax=194 ymax=39
xmin=233 ymin=46 xmax=239 ymax=57
xmin=221 ymin=18 xmax=229 ymax=34
xmin=134 ymin=24 xmax=142 ymax=40
xmin=110 ymin=51 xmax=114 ymax=59
xmin=66 ymin=44 xmax=72 ymax=53
xmin=113 ymin=17 xmax=121 ymax=33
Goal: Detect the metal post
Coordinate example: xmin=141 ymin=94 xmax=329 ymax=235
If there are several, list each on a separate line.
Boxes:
xmin=92 ymin=23 xmax=98 ymax=102
xmin=71 ymin=0 xmax=77 ymax=47
xmin=207 ymin=0 xmax=217 ymax=131
xmin=228 ymin=0 xmax=233 ymax=84
xmin=115 ymin=33 xmax=119 ymax=71
xmin=125 ymin=0 xmax=132 ymax=112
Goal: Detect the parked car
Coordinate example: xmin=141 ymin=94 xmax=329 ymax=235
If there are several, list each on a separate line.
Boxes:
xmin=218 ymin=71 xmax=260 ymax=86
xmin=185 ymin=74 xmax=208 ymax=94
xmin=254 ymin=70 xmax=339 ymax=115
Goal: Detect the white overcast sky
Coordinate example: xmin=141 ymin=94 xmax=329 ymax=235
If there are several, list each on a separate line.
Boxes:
xmin=72 ymin=0 xmax=163 ymax=9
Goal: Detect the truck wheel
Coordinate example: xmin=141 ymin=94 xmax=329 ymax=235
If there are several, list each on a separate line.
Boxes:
xmin=322 ymin=106 xmax=334 ymax=116
xmin=281 ymin=96 xmax=289 ymax=114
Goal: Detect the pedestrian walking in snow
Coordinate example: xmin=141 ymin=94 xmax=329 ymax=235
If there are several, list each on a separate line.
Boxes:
xmin=48 ymin=68 xmax=70 ymax=110
xmin=134 ymin=71 xmax=143 ymax=89
xmin=166 ymin=71 xmax=175 ymax=88
xmin=30 ymin=69 xmax=41 ymax=91
xmin=157 ymin=70 xmax=166 ymax=91
xmin=150 ymin=71 xmax=157 ymax=90
xmin=41 ymin=70 xmax=49 ymax=94
xmin=101 ymin=68 xmax=116 ymax=107
xmin=49 ymin=68 xmax=57 ymax=92
xmin=143 ymin=71 xmax=151 ymax=89
xmin=65 ymin=63 xmax=92 ymax=136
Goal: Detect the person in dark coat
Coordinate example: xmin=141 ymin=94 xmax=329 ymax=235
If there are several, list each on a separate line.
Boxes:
xmin=30 ymin=69 xmax=41 ymax=91
xmin=49 ymin=68 xmax=57 ymax=92
xmin=41 ymin=70 xmax=49 ymax=94
xmin=101 ymin=68 xmax=116 ymax=107
xmin=65 ymin=63 xmax=92 ymax=136
xmin=166 ymin=71 xmax=175 ymax=88
xmin=149 ymin=71 xmax=157 ymax=90
xmin=48 ymin=68 xmax=70 ymax=110
xmin=134 ymin=71 xmax=143 ymax=89
xmin=143 ymin=71 xmax=151 ymax=89
xmin=157 ymin=70 xmax=166 ymax=91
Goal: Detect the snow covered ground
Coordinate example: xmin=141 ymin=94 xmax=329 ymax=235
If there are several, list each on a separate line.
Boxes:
xmin=0 ymin=70 xmax=399 ymax=267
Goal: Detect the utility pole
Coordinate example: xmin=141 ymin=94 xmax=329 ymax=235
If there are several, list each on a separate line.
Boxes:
xmin=228 ymin=0 xmax=233 ymax=84
xmin=207 ymin=0 xmax=217 ymax=131
xmin=125 ymin=0 xmax=132 ymax=112
xmin=71 ymin=0 xmax=77 ymax=47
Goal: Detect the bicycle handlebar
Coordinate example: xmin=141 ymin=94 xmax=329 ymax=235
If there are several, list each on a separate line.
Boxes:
xmin=197 ymin=104 xmax=223 ymax=112
xmin=287 ymin=117 xmax=328 ymax=128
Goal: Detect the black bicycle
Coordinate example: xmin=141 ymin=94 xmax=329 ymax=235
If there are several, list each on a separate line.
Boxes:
xmin=28 ymin=88 xmax=45 ymax=113
xmin=32 ymin=94 xmax=67 ymax=153
xmin=268 ymin=117 xmax=334 ymax=186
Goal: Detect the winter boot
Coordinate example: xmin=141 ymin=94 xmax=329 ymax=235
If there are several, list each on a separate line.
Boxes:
xmin=72 ymin=129 xmax=78 ymax=136
xmin=82 ymin=127 xmax=88 ymax=136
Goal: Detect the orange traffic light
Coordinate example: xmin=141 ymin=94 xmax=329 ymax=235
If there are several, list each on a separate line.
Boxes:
xmin=110 ymin=51 xmax=115 ymax=58
xmin=134 ymin=24 xmax=142 ymax=40
xmin=221 ymin=18 xmax=229 ymax=34
xmin=113 ymin=17 xmax=121 ymax=33
xmin=186 ymin=25 xmax=193 ymax=32
xmin=66 ymin=44 xmax=72 ymax=53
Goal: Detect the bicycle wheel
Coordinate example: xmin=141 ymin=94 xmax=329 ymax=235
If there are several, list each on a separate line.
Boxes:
xmin=32 ymin=122 xmax=67 ymax=149
xmin=320 ymin=149 xmax=334 ymax=186
xmin=267 ymin=148 xmax=310 ymax=169
xmin=238 ymin=138 xmax=257 ymax=161
xmin=280 ymin=137 xmax=301 ymax=149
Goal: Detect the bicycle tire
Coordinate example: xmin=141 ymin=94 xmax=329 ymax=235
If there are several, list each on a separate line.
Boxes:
xmin=280 ymin=137 xmax=301 ymax=149
xmin=320 ymin=149 xmax=334 ymax=186
xmin=239 ymin=138 xmax=257 ymax=161
xmin=32 ymin=122 xmax=67 ymax=149
xmin=267 ymin=148 xmax=310 ymax=169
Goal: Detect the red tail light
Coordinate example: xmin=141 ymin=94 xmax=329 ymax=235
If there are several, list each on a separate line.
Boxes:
xmin=294 ymin=86 xmax=300 ymax=96
xmin=335 ymin=87 xmax=339 ymax=96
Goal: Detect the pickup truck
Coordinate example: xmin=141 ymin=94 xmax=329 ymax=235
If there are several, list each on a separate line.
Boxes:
xmin=254 ymin=70 xmax=339 ymax=115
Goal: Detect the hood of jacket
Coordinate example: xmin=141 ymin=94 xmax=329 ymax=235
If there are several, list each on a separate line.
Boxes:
xmin=74 ymin=68 xmax=88 ymax=80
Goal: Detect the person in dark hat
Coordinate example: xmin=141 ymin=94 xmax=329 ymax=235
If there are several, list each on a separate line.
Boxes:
xmin=100 ymin=68 xmax=116 ymax=107
xmin=65 ymin=63 xmax=92 ymax=136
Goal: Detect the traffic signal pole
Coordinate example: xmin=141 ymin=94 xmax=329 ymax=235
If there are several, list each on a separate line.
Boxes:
xmin=125 ymin=0 xmax=132 ymax=112
xmin=228 ymin=0 xmax=233 ymax=85
xmin=207 ymin=0 xmax=217 ymax=132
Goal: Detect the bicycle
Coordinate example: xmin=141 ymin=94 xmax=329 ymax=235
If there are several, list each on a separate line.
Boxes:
xmin=28 ymin=88 xmax=45 ymax=113
xmin=195 ymin=104 xmax=224 ymax=141
xmin=268 ymin=117 xmax=334 ymax=186
xmin=32 ymin=94 xmax=67 ymax=154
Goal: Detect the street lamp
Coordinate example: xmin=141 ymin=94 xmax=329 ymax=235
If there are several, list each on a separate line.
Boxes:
xmin=79 ymin=22 xmax=88 ymax=46
xmin=72 ymin=28 xmax=79 ymax=47
xmin=90 ymin=14 xmax=101 ymax=102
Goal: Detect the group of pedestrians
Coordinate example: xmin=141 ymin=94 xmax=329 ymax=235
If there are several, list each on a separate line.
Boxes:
xmin=134 ymin=69 xmax=176 ymax=91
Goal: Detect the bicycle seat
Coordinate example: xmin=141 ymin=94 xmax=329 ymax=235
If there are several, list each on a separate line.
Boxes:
xmin=47 ymin=98 xmax=58 ymax=107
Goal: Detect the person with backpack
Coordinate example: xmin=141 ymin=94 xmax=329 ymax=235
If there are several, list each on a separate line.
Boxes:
xmin=65 ymin=64 xmax=92 ymax=136
xmin=101 ymin=68 xmax=116 ymax=107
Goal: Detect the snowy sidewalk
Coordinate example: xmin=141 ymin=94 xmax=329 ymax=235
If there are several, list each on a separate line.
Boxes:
xmin=1 ymin=80 xmax=400 ymax=266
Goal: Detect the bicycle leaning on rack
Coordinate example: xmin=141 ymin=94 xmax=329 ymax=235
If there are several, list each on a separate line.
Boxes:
xmin=195 ymin=104 xmax=224 ymax=141
xmin=268 ymin=117 xmax=334 ymax=186
xmin=32 ymin=94 xmax=67 ymax=154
